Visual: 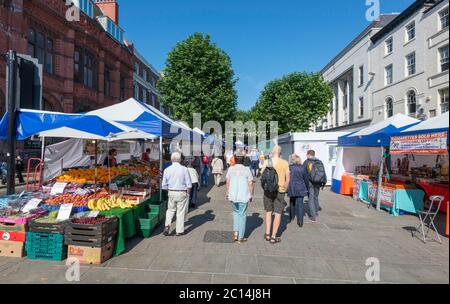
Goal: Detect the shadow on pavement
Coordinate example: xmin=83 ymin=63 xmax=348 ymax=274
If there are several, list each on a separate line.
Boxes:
xmin=184 ymin=210 xmax=216 ymax=234
xmin=245 ymin=212 xmax=264 ymax=239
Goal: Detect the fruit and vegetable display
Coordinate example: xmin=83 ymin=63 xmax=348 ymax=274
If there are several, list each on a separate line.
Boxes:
xmin=72 ymin=216 xmax=110 ymax=225
xmin=87 ymin=195 xmax=138 ymax=211
xmin=33 ymin=211 xmax=63 ymax=224
xmin=56 ymin=166 xmax=159 ymax=184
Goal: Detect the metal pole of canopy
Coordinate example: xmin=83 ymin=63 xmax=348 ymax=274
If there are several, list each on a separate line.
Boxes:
xmin=6 ymin=50 xmax=18 ymax=195
xmin=159 ymin=136 xmax=163 ymax=202
xmin=376 ymin=146 xmax=385 ymax=211
xmin=40 ymin=136 xmax=46 ymax=184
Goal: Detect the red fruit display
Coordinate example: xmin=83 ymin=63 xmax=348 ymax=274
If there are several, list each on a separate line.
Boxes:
xmin=72 ymin=217 xmax=109 ymax=225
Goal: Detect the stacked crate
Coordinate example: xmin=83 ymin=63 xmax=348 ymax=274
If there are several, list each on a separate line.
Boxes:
xmin=138 ymin=200 xmax=168 ymax=238
xmin=66 ymin=217 xmax=118 ymax=265
xmin=26 ymin=220 xmax=68 ymax=261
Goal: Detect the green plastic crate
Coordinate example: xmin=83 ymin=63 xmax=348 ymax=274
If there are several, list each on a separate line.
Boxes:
xmin=26 ymin=232 xmax=67 ymax=261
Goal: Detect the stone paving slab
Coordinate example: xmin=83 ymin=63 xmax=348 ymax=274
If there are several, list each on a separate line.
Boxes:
xmin=0 ymin=177 xmax=448 ymax=284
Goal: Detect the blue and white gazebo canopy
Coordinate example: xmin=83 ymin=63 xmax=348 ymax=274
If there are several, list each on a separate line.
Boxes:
xmin=338 ymin=114 xmax=420 ymax=147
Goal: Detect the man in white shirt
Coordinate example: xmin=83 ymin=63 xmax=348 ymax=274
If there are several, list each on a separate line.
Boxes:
xmin=162 ymin=152 xmax=192 ymax=236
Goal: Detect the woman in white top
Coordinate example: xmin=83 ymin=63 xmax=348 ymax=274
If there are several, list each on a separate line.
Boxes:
xmin=211 ymin=155 xmax=224 ymax=187
xmin=226 ymin=155 xmax=254 ymax=243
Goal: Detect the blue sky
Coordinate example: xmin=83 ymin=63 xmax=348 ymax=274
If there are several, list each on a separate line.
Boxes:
xmin=120 ymin=0 xmax=414 ymax=110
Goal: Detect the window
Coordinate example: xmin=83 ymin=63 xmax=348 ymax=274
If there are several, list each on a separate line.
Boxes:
xmin=439 ymin=7 xmax=449 ymax=30
xmin=27 ymin=28 xmax=54 ymax=74
xmin=74 ymin=48 xmax=81 ymax=82
xmin=440 ymin=88 xmax=449 ymax=114
xmin=358 ymin=66 xmax=364 ymax=86
xmin=386 ymin=98 xmax=394 ymax=118
xmin=83 ymin=50 xmax=96 ymax=88
xmin=439 ymin=45 xmax=449 ymax=72
xmin=120 ymin=76 xmax=125 ymax=101
xmin=429 ymin=109 xmax=437 ymax=118
xmin=406 ymin=52 xmax=416 ymax=76
xmin=406 ymin=22 xmax=415 ymax=42
xmin=104 ymin=67 xmax=111 ymax=97
xmin=407 ymin=90 xmax=417 ymax=116
xmin=359 ymin=97 xmax=364 ymax=117
xmin=385 ymin=64 xmax=393 ymax=85
xmin=134 ymin=63 xmax=139 ymax=75
xmin=134 ymin=83 xmax=139 ymax=100
xmin=385 ymin=37 xmax=393 ymax=55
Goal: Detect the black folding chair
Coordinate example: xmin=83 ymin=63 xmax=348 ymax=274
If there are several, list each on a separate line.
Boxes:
xmin=413 ymin=196 xmax=444 ymax=244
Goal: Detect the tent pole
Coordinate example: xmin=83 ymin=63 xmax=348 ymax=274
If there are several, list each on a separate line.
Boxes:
xmin=40 ymin=137 xmax=46 ymax=184
xmin=159 ymin=136 xmax=163 ymax=201
xmin=376 ymin=146 xmax=385 ymax=211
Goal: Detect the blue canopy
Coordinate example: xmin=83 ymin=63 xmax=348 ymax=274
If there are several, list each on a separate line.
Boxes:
xmin=88 ymin=98 xmax=193 ymax=139
xmin=0 ymin=109 xmax=125 ymax=141
xmin=338 ymin=114 xmax=420 ymax=147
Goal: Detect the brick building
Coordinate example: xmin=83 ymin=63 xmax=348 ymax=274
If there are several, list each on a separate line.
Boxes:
xmin=0 ymin=0 xmax=134 ymax=113
xmin=0 ymin=0 xmax=134 ymax=154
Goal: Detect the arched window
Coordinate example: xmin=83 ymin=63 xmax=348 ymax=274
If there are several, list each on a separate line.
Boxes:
xmin=407 ymin=90 xmax=416 ymax=116
xmin=386 ymin=97 xmax=394 ymax=118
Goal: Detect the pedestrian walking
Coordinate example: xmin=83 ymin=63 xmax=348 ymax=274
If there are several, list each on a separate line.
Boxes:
xmin=192 ymin=156 xmax=202 ymax=177
xmin=249 ymin=148 xmax=259 ymax=177
xmin=226 ymin=155 xmax=254 ymax=244
xmin=201 ymin=153 xmax=210 ymax=188
xmin=162 ymin=152 xmax=192 ymax=236
xmin=15 ymin=155 xmax=25 ymax=184
xmin=260 ymin=145 xmax=290 ymax=244
xmin=211 ymin=155 xmax=224 ymax=187
xmin=287 ymin=154 xmax=310 ymax=228
xmin=303 ymin=150 xmax=327 ymax=220
xmin=186 ymin=161 xmax=199 ymax=208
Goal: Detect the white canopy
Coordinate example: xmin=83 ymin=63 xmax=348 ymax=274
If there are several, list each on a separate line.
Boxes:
xmin=401 ymin=112 xmax=449 ymax=133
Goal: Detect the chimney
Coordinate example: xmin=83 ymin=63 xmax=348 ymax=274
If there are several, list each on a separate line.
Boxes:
xmin=95 ymin=0 xmax=119 ymax=24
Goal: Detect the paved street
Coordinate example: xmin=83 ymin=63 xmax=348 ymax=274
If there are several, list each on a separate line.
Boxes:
xmin=0 ymin=177 xmax=448 ymax=284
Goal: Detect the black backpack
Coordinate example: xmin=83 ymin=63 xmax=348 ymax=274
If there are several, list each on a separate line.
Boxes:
xmin=261 ymin=159 xmax=279 ymax=193
xmin=308 ymin=159 xmax=327 ymax=185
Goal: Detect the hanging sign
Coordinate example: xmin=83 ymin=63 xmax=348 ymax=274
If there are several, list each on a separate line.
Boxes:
xmin=51 ymin=182 xmax=68 ymax=195
xmin=380 ymin=186 xmax=395 ymax=207
xmin=390 ymin=132 xmax=448 ymax=155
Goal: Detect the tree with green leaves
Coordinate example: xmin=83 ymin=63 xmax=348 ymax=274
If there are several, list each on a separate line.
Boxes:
xmin=252 ymin=72 xmax=332 ymax=134
xmin=158 ymin=33 xmax=237 ymax=126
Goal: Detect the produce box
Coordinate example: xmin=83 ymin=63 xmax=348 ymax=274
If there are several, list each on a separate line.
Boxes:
xmin=0 ymin=210 xmax=48 ymax=225
xmin=0 ymin=221 xmax=27 ymax=232
xmin=138 ymin=213 xmax=159 ymax=238
xmin=66 ymin=217 xmax=118 ymax=237
xmin=65 ymin=230 xmax=116 ymax=247
xmin=28 ymin=218 xmax=68 ymax=234
xmin=68 ymin=241 xmax=114 ymax=265
xmin=0 ymin=240 xmax=25 ymax=258
xmin=26 ymin=232 xmax=67 ymax=261
xmin=110 ymin=175 xmax=135 ymax=187
xmin=1 ymin=230 xmax=26 ymax=242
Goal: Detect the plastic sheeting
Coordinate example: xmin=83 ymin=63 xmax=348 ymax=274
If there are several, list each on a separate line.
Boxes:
xmin=43 ymin=139 xmax=143 ymax=181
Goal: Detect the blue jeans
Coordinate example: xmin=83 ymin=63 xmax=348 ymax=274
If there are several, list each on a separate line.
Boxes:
xmin=251 ymin=161 xmax=259 ymax=176
xmin=232 ymin=202 xmax=248 ymax=240
xmin=201 ymin=167 xmax=209 ymax=187
xmin=289 ymin=197 xmax=305 ymax=225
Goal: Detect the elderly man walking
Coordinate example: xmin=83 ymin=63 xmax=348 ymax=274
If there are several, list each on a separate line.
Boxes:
xmin=162 ymin=152 xmax=192 ymax=236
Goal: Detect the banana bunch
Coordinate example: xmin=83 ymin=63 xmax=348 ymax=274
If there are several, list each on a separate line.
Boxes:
xmin=88 ymin=196 xmax=138 ymax=211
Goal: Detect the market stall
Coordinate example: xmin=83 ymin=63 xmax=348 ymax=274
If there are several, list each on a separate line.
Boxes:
xmin=335 ymin=114 xmax=426 ymax=215
xmin=389 ymin=113 xmax=449 ymax=235
xmin=0 ymin=106 xmax=169 ymax=262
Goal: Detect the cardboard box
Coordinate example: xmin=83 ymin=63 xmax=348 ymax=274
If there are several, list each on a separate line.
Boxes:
xmin=0 ymin=240 xmax=25 ymax=258
xmin=0 ymin=222 xmax=26 ymax=232
xmin=1 ymin=230 xmax=26 ymax=242
xmin=67 ymin=241 xmax=114 ymax=265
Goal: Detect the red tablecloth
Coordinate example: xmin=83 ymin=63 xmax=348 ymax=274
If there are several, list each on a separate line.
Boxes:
xmin=416 ymin=182 xmax=449 ymax=237
xmin=416 ymin=182 xmax=448 ymax=213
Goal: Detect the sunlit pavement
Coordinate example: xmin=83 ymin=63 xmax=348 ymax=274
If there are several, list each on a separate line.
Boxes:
xmin=0 ymin=177 xmax=448 ymax=284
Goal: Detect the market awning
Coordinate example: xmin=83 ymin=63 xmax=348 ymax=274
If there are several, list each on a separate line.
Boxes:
xmin=0 ymin=109 xmax=128 ymax=141
xmin=338 ymin=114 xmax=420 ymax=147
xmin=88 ymin=98 xmax=193 ymax=139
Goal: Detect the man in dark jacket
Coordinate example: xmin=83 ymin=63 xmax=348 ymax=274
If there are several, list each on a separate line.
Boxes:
xmin=303 ymin=150 xmax=326 ymax=221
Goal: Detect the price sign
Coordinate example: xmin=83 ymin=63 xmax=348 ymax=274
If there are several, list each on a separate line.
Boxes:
xmin=110 ymin=183 xmax=119 ymax=191
xmin=22 ymin=198 xmax=42 ymax=213
xmin=57 ymin=203 xmax=73 ymax=221
xmin=51 ymin=182 xmax=68 ymax=195
xmin=87 ymin=211 xmax=100 ymax=218
xmin=74 ymin=188 xmax=89 ymax=195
